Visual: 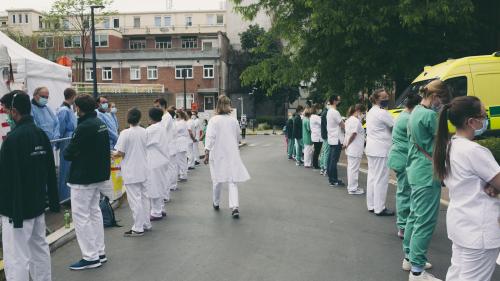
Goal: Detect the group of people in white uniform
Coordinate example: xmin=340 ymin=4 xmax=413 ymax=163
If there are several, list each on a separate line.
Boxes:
xmin=287 ymin=81 xmax=499 ymax=281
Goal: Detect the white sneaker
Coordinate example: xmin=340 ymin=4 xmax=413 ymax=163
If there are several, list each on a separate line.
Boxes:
xmin=402 ymin=259 xmax=433 ymax=271
xmin=348 ymin=188 xmax=365 ymax=195
xmin=408 ymin=271 xmax=441 ymax=281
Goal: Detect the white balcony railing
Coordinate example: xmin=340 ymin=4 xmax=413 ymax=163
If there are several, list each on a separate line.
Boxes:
xmin=73 ymin=82 xmax=164 ymax=94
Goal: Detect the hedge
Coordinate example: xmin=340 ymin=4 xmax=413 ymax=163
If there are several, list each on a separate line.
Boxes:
xmin=476 ymin=137 xmax=500 ymax=163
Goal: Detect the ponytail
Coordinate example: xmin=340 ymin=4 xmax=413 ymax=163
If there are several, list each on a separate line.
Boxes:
xmin=433 ymin=104 xmax=452 ymax=181
xmin=347 ymin=106 xmax=355 ymax=117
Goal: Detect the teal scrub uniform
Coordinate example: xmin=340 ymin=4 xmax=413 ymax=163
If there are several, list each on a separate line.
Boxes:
xmin=319 ymin=139 xmax=330 ymax=170
xmin=403 ymin=105 xmax=441 ymax=269
xmin=388 ymin=111 xmax=412 ymax=231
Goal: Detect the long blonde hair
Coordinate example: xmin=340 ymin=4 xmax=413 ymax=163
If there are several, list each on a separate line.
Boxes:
xmin=216 ymin=95 xmax=232 ymax=115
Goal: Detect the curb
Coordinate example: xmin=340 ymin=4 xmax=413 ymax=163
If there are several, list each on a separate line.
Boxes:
xmin=337 ymin=162 xmax=449 ymax=207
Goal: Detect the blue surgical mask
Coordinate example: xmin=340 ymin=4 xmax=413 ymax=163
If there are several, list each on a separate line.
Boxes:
xmin=101 ymin=103 xmax=109 ymax=110
xmin=111 ymin=108 xmax=117 ymax=114
xmin=474 ymin=119 xmax=488 ymax=137
xmin=380 ymin=100 xmax=389 ymax=108
xmin=38 ymin=97 xmax=48 ymax=106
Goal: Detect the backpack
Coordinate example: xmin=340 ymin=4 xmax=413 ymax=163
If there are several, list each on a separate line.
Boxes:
xmin=99 ymin=194 xmax=121 ymax=228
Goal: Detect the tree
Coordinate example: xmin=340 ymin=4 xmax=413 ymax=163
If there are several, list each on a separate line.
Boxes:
xmin=48 ymin=0 xmax=114 ymax=82
xmin=232 ymin=0 xmax=500 ymax=102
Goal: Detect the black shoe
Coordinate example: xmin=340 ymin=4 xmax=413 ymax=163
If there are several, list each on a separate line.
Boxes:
xmin=368 ymin=209 xmax=374 ymax=213
xmin=232 ymin=208 xmax=240 ymax=219
xmin=188 ymin=167 xmax=195 ymax=170
xmin=124 ymin=230 xmax=144 ymax=237
xmin=99 ymin=255 xmax=107 ymax=263
xmin=195 ymin=161 xmax=200 ymax=165
xmin=213 ymin=203 xmax=220 ymax=211
xmin=375 ymin=208 xmax=395 ymax=216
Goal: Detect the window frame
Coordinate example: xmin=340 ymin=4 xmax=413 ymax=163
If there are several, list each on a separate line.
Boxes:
xmin=25 ymin=14 xmax=29 ymax=24
xmin=204 ymin=96 xmax=215 ymax=111
xmin=147 ymin=66 xmax=158 ymax=80
xmin=64 ymin=35 xmax=81 ymax=48
xmin=175 ymin=66 xmax=193 ymax=79
xmin=216 ymin=14 xmax=224 ymax=25
xmin=85 ymin=68 xmax=93 ymax=82
xmin=185 ymin=16 xmax=192 ymax=26
xmin=103 ymin=17 xmax=110 ymax=29
xmin=129 ymin=66 xmax=141 ymax=81
xmin=102 ymin=67 xmax=113 ymax=81
xmin=94 ymin=34 xmax=109 ymax=48
xmin=164 ymin=16 xmax=172 ymax=26
xmin=12 ymin=15 xmax=16 ymax=24
xmin=129 ymin=39 xmax=146 ymax=50
xmin=113 ymin=18 xmax=120 ymax=28
xmin=37 ymin=36 xmax=54 ymax=49
xmin=133 ymin=16 xmax=141 ymax=28
xmin=203 ymin=65 xmax=214 ymax=79
xmin=176 ymin=94 xmax=194 ymax=109
xmin=181 ymin=36 xmax=198 ymax=49
xmin=154 ymin=16 xmax=161 ymax=27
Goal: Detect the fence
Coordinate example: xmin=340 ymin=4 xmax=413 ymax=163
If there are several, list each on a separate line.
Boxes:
xmin=73 ymin=83 xmax=165 ymax=94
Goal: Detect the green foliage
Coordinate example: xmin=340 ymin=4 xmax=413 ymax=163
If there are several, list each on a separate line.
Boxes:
xmin=231 ymin=0 xmax=500 ymax=102
xmin=477 ymin=138 xmax=500 ymax=163
xmin=256 ymin=116 xmax=287 ymax=127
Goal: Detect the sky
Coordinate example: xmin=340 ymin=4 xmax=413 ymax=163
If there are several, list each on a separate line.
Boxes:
xmin=0 ymin=0 xmax=224 ymax=13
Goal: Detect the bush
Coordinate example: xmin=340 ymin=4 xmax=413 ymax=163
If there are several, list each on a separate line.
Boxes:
xmin=255 ymin=116 xmax=287 ymax=127
xmin=476 ymin=137 xmax=500 ymax=163
xmin=257 ymin=122 xmax=272 ymax=130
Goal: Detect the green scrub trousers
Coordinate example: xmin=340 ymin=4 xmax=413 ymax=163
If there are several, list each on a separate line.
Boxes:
xmin=319 ymin=139 xmax=330 ymax=170
xmin=395 ymin=170 xmax=411 ymax=231
xmin=288 ymin=137 xmax=296 ymax=158
xmin=295 ymin=138 xmax=304 ymax=162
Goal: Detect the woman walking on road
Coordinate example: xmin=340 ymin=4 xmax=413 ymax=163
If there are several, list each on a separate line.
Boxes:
xmin=365 ymin=89 xmax=394 ymax=216
xmin=343 ymin=104 xmax=366 ymax=195
xmin=204 ymin=95 xmax=250 ymax=219
xmin=403 ymin=80 xmax=451 ymax=281
xmin=433 ymin=96 xmax=499 ymax=281
xmin=388 ymin=93 xmax=422 ymax=239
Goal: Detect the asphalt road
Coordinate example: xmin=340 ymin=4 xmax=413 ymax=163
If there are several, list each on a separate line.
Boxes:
xmin=50 ymin=135 xmax=500 ymax=281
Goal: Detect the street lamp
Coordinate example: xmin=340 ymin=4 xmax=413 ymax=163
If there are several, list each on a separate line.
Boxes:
xmin=182 ymin=69 xmax=187 ymax=109
xmin=237 ymin=97 xmax=244 ymax=116
xmin=91 ymin=5 xmax=105 ymax=99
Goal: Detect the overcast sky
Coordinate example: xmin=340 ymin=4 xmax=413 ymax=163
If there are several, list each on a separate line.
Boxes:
xmin=0 ymin=0 xmax=224 ymax=13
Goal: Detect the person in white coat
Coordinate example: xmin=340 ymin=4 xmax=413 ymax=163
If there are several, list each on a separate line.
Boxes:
xmin=365 ymin=89 xmax=394 ymax=216
xmin=192 ymin=111 xmax=201 ymax=165
xmin=165 ymin=106 xmax=179 ymax=193
xmin=113 ymin=108 xmax=151 ymax=237
xmin=175 ymin=110 xmax=190 ymax=182
xmin=186 ymin=110 xmax=197 ymax=170
xmin=343 ymin=104 xmax=366 ymax=195
xmin=433 ymin=96 xmax=500 ymax=281
xmin=310 ymin=104 xmax=322 ymax=170
xmin=146 ymin=108 xmax=170 ymax=221
xmin=204 ymin=95 xmax=250 ymax=219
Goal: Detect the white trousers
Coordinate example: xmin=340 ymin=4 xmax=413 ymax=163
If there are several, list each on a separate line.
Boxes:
xmin=2 ymin=215 xmax=51 ymax=281
xmin=446 ymin=243 xmax=500 ymax=281
xmin=303 ymin=144 xmax=313 ymax=167
xmin=70 ymin=184 xmax=106 ymax=261
xmin=347 ymin=156 xmax=362 ymax=192
xmin=150 ymin=197 xmax=164 ymax=218
xmin=176 ymin=151 xmax=188 ymax=179
xmin=366 ymin=156 xmax=389 ymax=213
xmin=167 ymin=156 xmax=178 ymax=191
xmin=192 ymin=141 xmax=200 ymax=163
xmin=125 ymin=182 xmax=151 ymax=232
xmin=213 ymin=182 xmax=239 ymax=210
xmin=187 ymin=142 xmax=195 ymax=168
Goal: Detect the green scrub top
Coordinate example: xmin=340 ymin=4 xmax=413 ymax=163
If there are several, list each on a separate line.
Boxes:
xmin=388 ymin=111 xmax=410 ymax=172
xmin=406 ymin=105 xmax=439 ymax=187
xmin=302 ymin=118 xmax=312 ymax=145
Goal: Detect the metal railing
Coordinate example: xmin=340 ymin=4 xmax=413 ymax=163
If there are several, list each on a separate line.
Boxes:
xmin=72 ymin=82 xmax=164 ymax=94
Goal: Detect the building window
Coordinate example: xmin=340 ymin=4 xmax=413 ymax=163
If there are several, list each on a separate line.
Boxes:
xmin=204 ymin=96 xmax=215 ymax=111
xmin=18 ymin=14 xmax=22 ymax=24
xmin=203 ymin=65 xmax=214 ymax=79
xmin=175 ymin=65 xmax=193 ymax=79
xmin=202 ymin=41 xmax=213 ymax=51
xmin=147 ymin=66 xmax=158 ymax=80
xmin=133 ymin=17 xmax=140 ymax=28
xmin=185 ymin=16 xmax=192 ymax=26
xmin=63 ymin=19 xmax=70 ymax=30
xmin=94 ymin=35 xmax=109 ymax=47
xmin=155 ymin=37 xmax=171 ymax=49
xmin=12 ymin=15 xmax=15 ymax=24
xmin=102 ymin=67 xmax=112 ymax=81
xmin=176 ymin=94 xmax=194 ymax=109
xmin=37 ymin=37 xmax=54 ymax=49
xmin=207 ymin=15 xmax=215 ymax=25
xmin=130 ymin=66 xmax=141 ymax=80
xmin=25 ymin=14 xmax=29 ymax=24
xmin=181 ymin=36 xmax=197 ymax=49
xmin=38 ymin=16 xmax=43 ymax=28
xmin=64 ymin=36 xmax=81 ymax=48
xmin=85 ymin=68 xmax=93 ymax=81
xmin=129 ymin=38 xmax=146 ymax=49
xmin=164 ymin=16 xmax=171 ymax=26
xmin=103 ymin=18 xmax=110 ymax=28
xmin=216 ymin=14 xmax=224 ymax=25
xmin=1 ymin=22 xmax=6 ymax=27
xmin=154 ymin=16 xmax=161 ymax=27
xmin=113 ymin=18 xmax=119 ymax=28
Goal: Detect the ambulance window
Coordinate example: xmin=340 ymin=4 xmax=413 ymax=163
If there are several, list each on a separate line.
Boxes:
xmin=445 ymin=76 xmax=467 ymax=98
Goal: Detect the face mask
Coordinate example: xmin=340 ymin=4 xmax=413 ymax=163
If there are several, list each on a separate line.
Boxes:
xmin=7 ymin=114 xmax=15 ymax=129
xmin=111 ymin=108 xmax=117 ymax=114
xmin=101 ymin=103 xmax=109 ymax=110
xmin=380 ymin=100 xmax=389 ymax=108
xmin=474 ymin=119 xmax=488 ymax=137
xmin=38 ymin=97 xmax=48 ymax=106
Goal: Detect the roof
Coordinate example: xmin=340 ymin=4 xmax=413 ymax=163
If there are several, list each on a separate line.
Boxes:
xmin=413 ymin=53 xmax=500 ymax=83
xmin=73 ymin=49 xmax=221 ymax=61
xmin=5 ymin=8 xmax=43 ymax=14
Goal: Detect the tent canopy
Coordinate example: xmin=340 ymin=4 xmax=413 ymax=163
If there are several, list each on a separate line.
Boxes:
xmin=0 ymin=31 xmax=72 ymax=110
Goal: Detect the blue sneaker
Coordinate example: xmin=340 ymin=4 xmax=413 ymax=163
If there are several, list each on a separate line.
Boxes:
xmin=69 ymin=259 xmax=102 ymax=270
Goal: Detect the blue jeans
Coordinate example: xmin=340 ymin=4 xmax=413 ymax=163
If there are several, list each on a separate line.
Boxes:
xmin=327 ymin=142 xmax=342 ymax=183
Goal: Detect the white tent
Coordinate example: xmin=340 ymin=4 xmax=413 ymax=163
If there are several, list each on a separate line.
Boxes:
xmin=0 ymin=31 xmax=72 ymax=111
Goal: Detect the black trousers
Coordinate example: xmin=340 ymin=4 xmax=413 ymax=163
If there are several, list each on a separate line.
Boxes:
xmin=312 ymin=142 xmax=322 ymax=169
xmin=327 ymin=143 xmax=342 ymax=183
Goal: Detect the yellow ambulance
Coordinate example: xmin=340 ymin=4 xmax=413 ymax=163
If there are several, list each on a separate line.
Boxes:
xmin=391 ymin=52 xmax=500 ymax=134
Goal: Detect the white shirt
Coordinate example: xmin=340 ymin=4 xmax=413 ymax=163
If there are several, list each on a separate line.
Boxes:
xmin=310 ymin=114 xmax=322 ymax=143
xmin=186 ymin=119 xmax=195 ymax=144
xmin=344 ymin=116 xmax=365 ymax=158
xmin=114 ymin=126 xmax=148 ymax=185
xmin=161 ymin=113 xmax=176 ymax=156
xmin=175 ymin=119 xmax=190 ymax=152
xmin=327 ymin=107 xmax=342 ymax=145
xmin=193 ymin=118 xmax=201 ymax=141
xmin=146 ymin=122 xmax=169 ymax=169
xmin=444 ymin=136 xmax=500 ymax=249
xmin=365 ymin=105 xmax=394 ymax=157
xmin=205 ymin=115 xmax=250 ymax=183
